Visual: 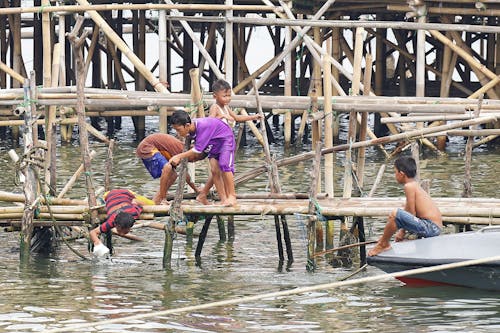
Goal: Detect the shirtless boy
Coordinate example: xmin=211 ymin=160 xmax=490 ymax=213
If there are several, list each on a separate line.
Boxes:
xmin=368 ymin=156 xmax=442 ymax=256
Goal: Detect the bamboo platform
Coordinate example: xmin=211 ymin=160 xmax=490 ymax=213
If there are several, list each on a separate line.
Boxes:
xmin=1 ymin=195 xmax=499 ymax=227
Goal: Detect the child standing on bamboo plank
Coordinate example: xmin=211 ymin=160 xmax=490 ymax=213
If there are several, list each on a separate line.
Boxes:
xmin=193 ymin=79 xmax=262 ymax=204
xmin=368 ymin=156 xmax=443 ymax=256
xmin=136 ymin=133 xmax=204 ymax=204
xmin=169 ymin=110 xmax=237 ymax=206
xmin=89 ymin=189 xmax=154 ymax=257
xmin=209 ymin=79 xmax=261 ymax=126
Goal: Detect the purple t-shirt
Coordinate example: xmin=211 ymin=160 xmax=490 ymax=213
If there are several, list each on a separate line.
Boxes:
xmin=192 ymin=117 xmax=235 ymax=155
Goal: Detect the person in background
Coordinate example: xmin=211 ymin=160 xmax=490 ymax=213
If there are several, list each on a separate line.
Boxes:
xmin=368 ymin=156 xmax=442 ymax=256
xmin=136 ymin=133 xmax=203 ymax=204
xmin=169 ymin=110 xmax=237 ymax=206
xmin=89 ymin=189 xmax=154 ymax=257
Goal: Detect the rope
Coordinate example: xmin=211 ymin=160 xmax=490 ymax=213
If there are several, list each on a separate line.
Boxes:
xmin=42 ymin=254 xmax=500 ymax=333
xmin=34 ymin=167 xmax=91 ymax=260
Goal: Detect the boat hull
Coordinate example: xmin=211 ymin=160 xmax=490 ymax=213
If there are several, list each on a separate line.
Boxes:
xmin=367 ymin=227 xmax=500 ymax=290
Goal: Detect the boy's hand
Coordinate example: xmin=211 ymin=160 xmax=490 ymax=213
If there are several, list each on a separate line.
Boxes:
xmin=93 ymin=243 xmax=110 ymax=257
xmin=169 ymin=155 xmax=180 ymax=167
xmin=254 ymin=114 xmax=263 ymax=120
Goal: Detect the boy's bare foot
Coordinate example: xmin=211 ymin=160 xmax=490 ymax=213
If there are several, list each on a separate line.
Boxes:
xmin=221 ymin=197 xmax=237 ymax=207
xmin=196 ymin=193 xmax=210 ymax=205
xmin=367 ymin=243 xmax=391 ymax=256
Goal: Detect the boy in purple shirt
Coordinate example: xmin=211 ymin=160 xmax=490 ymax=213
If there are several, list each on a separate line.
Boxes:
xmin=169 ymin=110 xmax=237 ymax=206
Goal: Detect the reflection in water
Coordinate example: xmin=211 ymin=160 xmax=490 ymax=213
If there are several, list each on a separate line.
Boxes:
xmin=0 ymin=117 xmax=499 ymax=332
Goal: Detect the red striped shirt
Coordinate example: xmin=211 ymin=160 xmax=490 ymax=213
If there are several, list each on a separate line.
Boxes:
xmin=99 ymin=189 xmax=143 ymax=233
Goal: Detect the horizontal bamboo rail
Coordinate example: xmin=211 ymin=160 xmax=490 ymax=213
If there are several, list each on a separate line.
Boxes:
xmin=0 ymin=4 xmax=279 ymax=15
xmin=163 ymin=15 xmax=500 ymax=34
xmin=1 ymin=197 xmax=497 ymax=224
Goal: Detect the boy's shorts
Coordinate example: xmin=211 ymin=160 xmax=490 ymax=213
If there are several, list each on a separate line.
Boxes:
xmin=142 ymin=152 xmax=168 ymax=179
xmin=208 ymin=147 xmax=234 ymax=173
xmin=395 ymin=208 xmax=441 ymax=238
xmin=207 ymin=141 xmax=235 ymax=173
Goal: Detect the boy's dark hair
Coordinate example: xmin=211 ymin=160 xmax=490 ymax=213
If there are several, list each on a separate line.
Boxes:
xmin=394 ymin=156 xmax=417 ymax=178
xmin=115 ymin=211 xmax=135 ymax=229
xmin=212 ymin=79 xmax=231 ymax=93
xmin=170 ymin=110 xmax=191 ymax=126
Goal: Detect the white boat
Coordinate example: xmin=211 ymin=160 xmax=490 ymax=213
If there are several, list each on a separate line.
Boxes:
xmin=366 ymin=226 xmax=500 ymax=290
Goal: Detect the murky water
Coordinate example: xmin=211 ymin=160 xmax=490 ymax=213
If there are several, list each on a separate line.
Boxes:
xmin=0 ymin=117 xmax=499 ymax=332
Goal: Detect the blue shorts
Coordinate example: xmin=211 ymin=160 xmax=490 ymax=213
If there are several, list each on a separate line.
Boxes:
xmin=395 ymin=208 xmax=441 ymax=238
xmin=142 ymin=152 xmax=168 ymax=179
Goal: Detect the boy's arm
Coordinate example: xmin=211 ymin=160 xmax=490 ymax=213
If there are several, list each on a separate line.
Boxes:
xmin=89 ymin=226 xmax=102 ymax=246
xmin=403 ymin=182 xmax=418 ymax=216
xmin=229 ymin=108 xmax=262 ymax=122
xmin=169 ymin=149 xmax=198 ymax=167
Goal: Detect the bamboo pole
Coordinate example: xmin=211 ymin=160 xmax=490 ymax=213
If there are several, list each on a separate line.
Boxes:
xmin=104 ymin=140 xmax=115 ymax=192
xmin=0 ymin=59 xmax=24 ymax=83
xmin=225 ymin=0 xmax=233 ymax=85
xmin=45 ymin=43 xmax=61 ymax=195
xmin=306 ymin=143 xmax=322 ymax=271
xmin=158 ymin=9 xmax=168 ymax=133
xmin=388 ymin=4 xmax=500 ymax=17
xmin=165 ymin=15 xmax=500 ymax=34
xmin=0 ymin=4 xmax=278 ymax=15
xmin=20 ymin=75 xmax=37 ymax=260
xmin=75 ymin=0 xmax=169 ymax=94
xmin=41 ymin=0 xmax=51 ymax=88
xmin=163 ymin=0 xmax=224 ymax=81
xmin=356 ymin=53 xmax=373 ymax=191
xmin=322 ymin=57 xmax=334 ymax=198
xmin=164 ymin=137 xmax=191 ymax=269
xmin=67 ymin=17 xmax=99 ymax=228
xmin=234 ymin=115 xmax=498 ymax=185
xmin=430 ymin=29 xmax=499 ymax=99
xmin=249 ymin=0 xmax=337 ymax=94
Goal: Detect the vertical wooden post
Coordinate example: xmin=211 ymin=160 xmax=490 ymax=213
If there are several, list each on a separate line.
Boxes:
xmin=322 ymin=56 xmax=334 ymax=199
xmin=67 ymin=17 xmax=99 ymax=231
xmin=374 ymin=16 xmax=386 ymax=137
xmin=312 ymin=27 xmax=323 ymax=177
xmin=104 ymin=140 xmax=115 ymax=192
xmin=20 ymin=75 xmax=37 ymax=260
xmin=306 ymin=143 xmax=322 ymax=272
xmin=225 ymin=0 xmax=233 ymax=85
xmin=45 ymin=43 xmax=60 ymax=195
xmin=158 ymin=9 xmax=169 ymax=133
xmin=356 ymin=53 xmax=373 ymax=192
xmin=253 ymin=79 xmax=292 ymax=262
xmin=41 ymin=0 xmax=52 ymax=88
xmin=437 ymin=30 xmax=453 ymax=151
xmin=331 ymin=19 xmax=341 ymax=139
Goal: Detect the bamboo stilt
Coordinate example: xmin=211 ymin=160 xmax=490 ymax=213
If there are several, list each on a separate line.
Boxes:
xmin=67 ymin=17 xmax=99 ymax=230
xmin=20 ymin=75 xmax=37 ymax=260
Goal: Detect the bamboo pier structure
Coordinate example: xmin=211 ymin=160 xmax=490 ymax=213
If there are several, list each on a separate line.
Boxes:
xmin=0 ymin=0 xmax=499 ymax=268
